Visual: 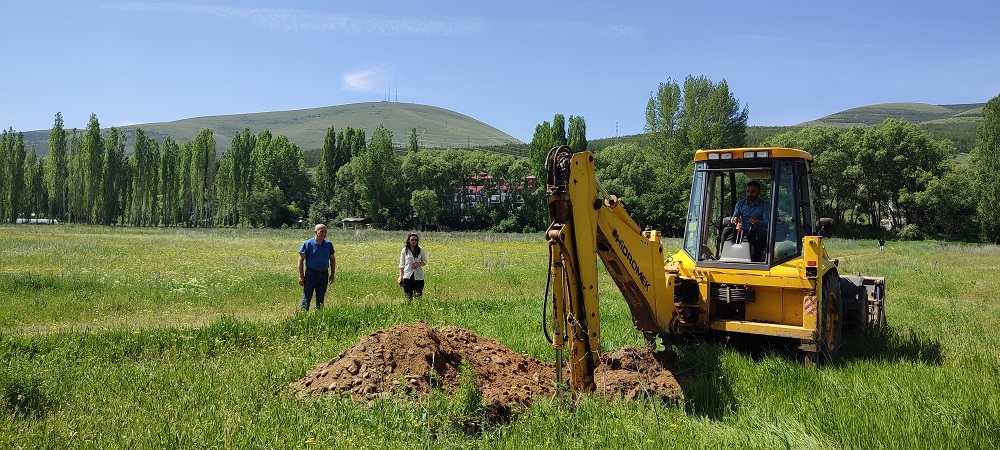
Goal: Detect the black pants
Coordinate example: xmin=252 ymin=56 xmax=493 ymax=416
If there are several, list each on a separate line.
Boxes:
xmin=301 ymin=269 xmax=328 ymax=310
xmin=403 ymin=277 xmax=424 ymax=300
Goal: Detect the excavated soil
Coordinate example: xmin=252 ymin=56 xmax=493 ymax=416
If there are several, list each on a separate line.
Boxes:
xmin=291 ymin=322 xmax=683 ymax=418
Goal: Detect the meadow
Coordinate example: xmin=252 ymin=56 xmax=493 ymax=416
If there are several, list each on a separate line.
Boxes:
xmin=1 ymin=225 xmax=998 ymax=449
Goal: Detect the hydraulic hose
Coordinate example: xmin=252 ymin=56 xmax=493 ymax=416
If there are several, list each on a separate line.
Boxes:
xmin=542 ymin=243 xmax=553 ymax=344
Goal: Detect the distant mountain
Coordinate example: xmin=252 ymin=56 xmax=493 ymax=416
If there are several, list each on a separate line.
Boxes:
xmin=20 ymin=102 xmax=525 ymax=156
xmin=591 ymin=102 xmax=987 ymax=153
xmin=18 ymin=101 xmax=987 ymax=158
xmin=797 ymin=102 xmax=985 ymax=127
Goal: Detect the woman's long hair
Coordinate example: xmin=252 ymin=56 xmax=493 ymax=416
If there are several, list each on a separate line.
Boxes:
xmin=404 ymin=233 xmax=421 ymax=258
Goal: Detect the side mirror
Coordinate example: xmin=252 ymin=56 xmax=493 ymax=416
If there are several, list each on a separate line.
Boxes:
xmin=818 ymin=218 xmax=835 ymax=236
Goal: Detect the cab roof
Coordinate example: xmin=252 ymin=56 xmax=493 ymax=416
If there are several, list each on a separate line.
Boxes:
xmin=694 ymin=147 xmax=814 ymax=162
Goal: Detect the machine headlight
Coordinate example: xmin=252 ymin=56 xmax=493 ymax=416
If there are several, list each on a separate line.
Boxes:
xmin=743 ymin=151 xmax=756 ymax=158
xmin=720 ymin=153 xmax=733 ymax=159
xmin=756 ymin=150 xmax=770 ymax=158
xmin=708 ymin=153 xmax=720 ymax=160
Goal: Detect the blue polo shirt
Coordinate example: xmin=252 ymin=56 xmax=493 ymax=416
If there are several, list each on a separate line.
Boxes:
xmin=732 ymin=199 xmax=770 ymax=234
xmin=299 ymin=238 xmax=335 ymax=271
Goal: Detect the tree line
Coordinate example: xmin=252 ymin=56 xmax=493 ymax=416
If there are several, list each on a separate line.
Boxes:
xmin=0 ymin=113 xmax=572 ymax=232
xmin=590 ymin=77 xmax=1000 ymax=243
xmin=2 ymin=77 xmax=998 ymax=242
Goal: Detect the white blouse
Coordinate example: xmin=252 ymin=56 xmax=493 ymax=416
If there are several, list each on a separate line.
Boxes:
xmin=398 ymin=247 xmax=428 ymax=280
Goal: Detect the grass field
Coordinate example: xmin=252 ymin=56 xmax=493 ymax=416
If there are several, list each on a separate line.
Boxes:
xmin=2 ymin=225 xmax=998 ymax=449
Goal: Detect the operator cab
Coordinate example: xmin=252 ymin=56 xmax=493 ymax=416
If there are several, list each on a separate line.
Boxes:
xmin=681 ymin=148 xmax=817 ymax=269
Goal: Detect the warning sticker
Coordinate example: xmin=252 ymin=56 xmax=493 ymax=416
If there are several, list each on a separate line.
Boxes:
xmin=804 ymin=293 xmax=817 ymax=315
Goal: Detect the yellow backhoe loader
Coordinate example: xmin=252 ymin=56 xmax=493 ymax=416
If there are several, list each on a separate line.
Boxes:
xmin=544 ymin=146 xmax=886 ymax=390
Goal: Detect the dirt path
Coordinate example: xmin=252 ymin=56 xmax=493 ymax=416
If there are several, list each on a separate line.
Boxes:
xmin=291 ymin=322 xmax=683 ymax=417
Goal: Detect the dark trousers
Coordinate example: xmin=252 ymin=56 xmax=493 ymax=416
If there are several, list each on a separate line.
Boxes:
xmin=301 ymin=268 xmax=328 ymax=310
xmin=403 ymin=277 xmax=424 ymax=300
xmin=745 ymin=230 xmax=766 ymax=261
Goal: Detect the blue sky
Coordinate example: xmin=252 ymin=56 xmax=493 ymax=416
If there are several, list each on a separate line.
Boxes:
xmin=3 ymin=1 xmax=998 ymax=143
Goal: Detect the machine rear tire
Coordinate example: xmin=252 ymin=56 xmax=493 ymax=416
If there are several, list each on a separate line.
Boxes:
xmin=839 ymin=276 xmax=866 ymax=335
xmin=819 ymin=269 xmax=843 ymax=362
xmin=869 ymin=282 xmax=887 ymax=327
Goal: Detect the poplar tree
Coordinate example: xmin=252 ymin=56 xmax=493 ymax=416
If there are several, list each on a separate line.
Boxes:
xmin=213 ymin=155 xmax=234 ymax=225
xmin=159 ymin=137 xmax=181 ymax=226
xmin=316 ymin=126 xmax=338 ymax=200
xmin=331 ymin=127 xmax=359 ymax=217
xmin=354 ymin=125 xmax=402 ymax=225
xmin=351 ymin=129 xmax=366 ymax=157
xmin=189 ymin=129 xmax=216 ymax=226
xmin=0 ymin=129 xmax=9 ymax=221
xmin=528 ymin=121 xmax=552 ymax=179
xmin=3 ymin=130 xmax=27 ymax=222
xmin=334 ymin=128 xmax=353 ymax=170
xmin=67 ymin=130 xmax=86 ymax=222
xmin=409 ymin=127 xmax=419 ymax=154
xmin=101 ymin=127 xmax=127 ymax=225
xmin=47 ymin=112 xmax=68 ymax=221
xmin=84 ymin=114 xmax=104 ymax=223
xmin=550 ymin=114 xmax=567 ymax=147
xmin=24 ymin=148 xmax=45 ymax=220
xmin=216 ymin=128 xmax=254 ymax=225
xmin=178 ymin=141 xmax=194 ymax=226
xmin=269 ymin=135 xmax=310 ymax=210
xmin=568 ymin=116 xmax=587 ymax=152
xmin=342 ymin=128 xmax=355 ymax=158
xmin=128 ymin=128 xmax=160 ymax=226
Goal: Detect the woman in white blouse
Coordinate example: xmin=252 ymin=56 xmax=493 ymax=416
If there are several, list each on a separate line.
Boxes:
xmin=397 ymin=233 xmax=427 ymax=300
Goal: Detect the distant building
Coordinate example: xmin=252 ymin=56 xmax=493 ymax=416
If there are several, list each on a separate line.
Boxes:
xmin=15 ymin=217 xmax=58 ymax=224
xmin=453 ymin=173 xmax=536 ymax=210
xmin=340 ymin=217 xmax=371 ymax=230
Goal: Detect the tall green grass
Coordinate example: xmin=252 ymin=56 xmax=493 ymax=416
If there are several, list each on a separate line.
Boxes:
xmin=1 ymin=225 xmax=998 ymax=448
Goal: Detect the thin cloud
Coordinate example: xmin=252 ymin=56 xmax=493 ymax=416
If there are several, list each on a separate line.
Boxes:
xmin=104 ymin=2 xmax=486 ymax=36
xmin=599 ymin=24 xmax=642 ymax=39
xmin=524 ymin=19 xmax=641 ymax=39
xmin=343 ymin=67 xmax=391 ymax=93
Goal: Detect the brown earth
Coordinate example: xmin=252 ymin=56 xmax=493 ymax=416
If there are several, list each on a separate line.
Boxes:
xmin=291 ymin=321 xmax=683 ymax=418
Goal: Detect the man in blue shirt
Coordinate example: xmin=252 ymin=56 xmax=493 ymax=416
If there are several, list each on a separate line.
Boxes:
xmin=732 ymin=180 xmax=770 ymax=260
xmin=298 ymin=223 xmax=336 ymax=311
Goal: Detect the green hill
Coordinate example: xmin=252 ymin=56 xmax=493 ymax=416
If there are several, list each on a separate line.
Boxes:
xmin=21 ymin=102 xmax=525 ymax=157
xmin=797 ymin=102 xmax=985 ymax=127
xmin=18 ymin=101 xmax=987 ymax=158
xmin=590 ymin=102 xmax=986 ymax=153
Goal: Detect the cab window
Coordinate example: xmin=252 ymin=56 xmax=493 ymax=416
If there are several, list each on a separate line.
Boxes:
xmin=772 ymin=160 xmax=802 ymax=262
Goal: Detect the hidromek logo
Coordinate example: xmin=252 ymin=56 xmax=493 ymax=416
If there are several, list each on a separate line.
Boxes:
xmin=612 ymin=229 xmax=651 ymax=291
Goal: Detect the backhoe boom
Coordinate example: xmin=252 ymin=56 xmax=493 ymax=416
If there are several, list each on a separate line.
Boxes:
xmin=545 ymin=147 xmax=673 ymax=390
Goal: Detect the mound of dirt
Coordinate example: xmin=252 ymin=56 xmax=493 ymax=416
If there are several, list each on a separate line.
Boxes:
xmin=291 ymin=321 xmax=682 ymax=415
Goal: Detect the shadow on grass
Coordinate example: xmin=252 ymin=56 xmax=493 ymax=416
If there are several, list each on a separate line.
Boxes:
xmin=672 ymin=341 xmax=738 ymax=420
xmin=679 ymin=322 xmax=943 ymax=370
xmin=670 ymin=324 xmax=942 ymax=421
xmin=840 ymin=325 xmax=943 ymax=365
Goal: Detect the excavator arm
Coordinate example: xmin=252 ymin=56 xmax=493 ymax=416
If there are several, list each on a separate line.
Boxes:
xmin=545 ymin=146 xmax=675 ymax=390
